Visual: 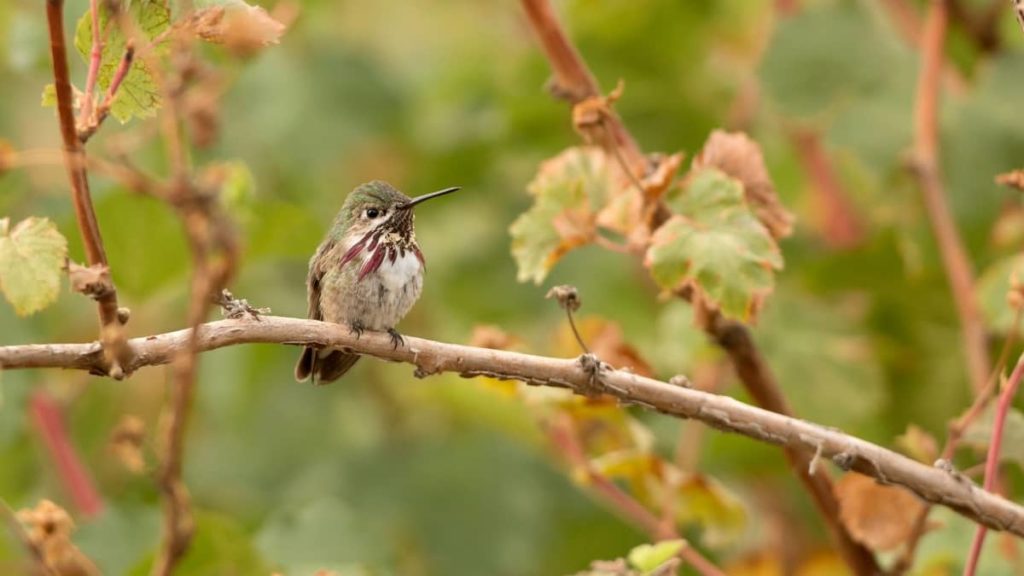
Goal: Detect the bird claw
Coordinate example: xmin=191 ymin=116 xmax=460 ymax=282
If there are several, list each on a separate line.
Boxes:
xmin=387 ymin=328 xmax=405 ymax=350
xmin=349 ymin=321 xmax=366 ymax=339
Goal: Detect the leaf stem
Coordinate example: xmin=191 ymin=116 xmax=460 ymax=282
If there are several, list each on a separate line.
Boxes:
xmin=79 ymin=0 xmax=103 ymax=123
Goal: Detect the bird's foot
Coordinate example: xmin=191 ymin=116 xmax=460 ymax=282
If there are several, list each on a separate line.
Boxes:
xmin=349 ymin=320 xmax=366 ymax=339
xmin=387 ymin=328 xmax=405 ymax=350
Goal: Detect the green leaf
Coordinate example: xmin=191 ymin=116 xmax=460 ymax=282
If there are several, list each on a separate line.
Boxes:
xmin=0 ymin=217 xmax=67 ymax=316
xmin=74 ymin=0 xmax=171 ymax=122
xmin=977 ymin=254 xmax=1024 ymax=334
xmin=645 ymin=169 xmax=783 ymax=322
xmin=627 ymin=540 xmax=685 ymax=574
xmin=129 ymin=510 xmax=269 ymax=576
xmin=510 ymin=147 xmax=610 ymax=284
xmin=40 ymin=83 xmax=56 ymax=107
xmin=760 ymin=2 xmax=903 ymax=120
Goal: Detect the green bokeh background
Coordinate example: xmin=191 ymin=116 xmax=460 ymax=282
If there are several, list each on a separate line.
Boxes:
xmin=3 ymin=0 xmax=1024 ymax=574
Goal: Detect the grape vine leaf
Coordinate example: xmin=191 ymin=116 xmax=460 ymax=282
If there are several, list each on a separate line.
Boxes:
xmin=976 ymin=253 xmax=1024 ymax=334
xmin=0 ymin=217 xmax=68 ymax=316
xmin=510 ymin=147 xmax=610 ymax=284
xmin=74 ymin=0 xmax=171 ymax=122
xmin=645 ymin=169 xmax=783 ymax=323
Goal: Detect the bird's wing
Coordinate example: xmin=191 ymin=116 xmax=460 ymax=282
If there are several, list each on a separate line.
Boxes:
xmin=306 ymin=239 xmax=336 ymax=321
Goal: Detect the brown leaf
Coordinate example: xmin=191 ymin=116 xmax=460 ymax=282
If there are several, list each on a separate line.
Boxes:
xmin=555 ymin=316 xmax=653 ymax=377
xmin=835 ymin=472 xmax=925 ymax=551
xmin=996 ymin=169 xmax=1024 ymax=191
xmin=67 ymin=262 xmax=112 ymax=298
xmin=109 ymin=415 xmax=147 ymax=474
xmin=186 ymin=3 xmax=286 ymax=56
xmin=468 ymin=325 xmax=523 ymax=351
xmin=572 ymin=79 xmax=624 ymax=141
xmin=0 ymin=139 xmax=13 ymax=175
xmin=16 ymin=500 xmax=100 ymax=576
xmin=691 ymin=130 xmax=794 ymax=239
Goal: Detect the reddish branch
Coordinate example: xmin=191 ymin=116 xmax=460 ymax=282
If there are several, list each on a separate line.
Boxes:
xmin=518 ymin=1 xmax=879 ymax=573
xmin=29 ymin=392 xmax=103 ymax=519
xmin=965 ymin=353 xmax=1024 ymax=575
xmin=911 ymin=0 xmax=990 ymax=396
xmin=790 ymin=130 xmax=865 ymax=249
xmin=44 ymin=0 xmax=128 ymax=377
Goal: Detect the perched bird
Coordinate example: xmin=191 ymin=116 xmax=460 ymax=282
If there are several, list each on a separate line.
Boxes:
xmin=295 ymin=180 xmax=459 ymax=384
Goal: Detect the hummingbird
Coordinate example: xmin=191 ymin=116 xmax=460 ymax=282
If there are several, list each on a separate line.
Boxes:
xmin=295 ymin=180 xmax=459 ymax=385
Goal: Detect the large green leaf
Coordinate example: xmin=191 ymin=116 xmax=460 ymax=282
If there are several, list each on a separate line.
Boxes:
xmin=0 ymin=217 xmax=67 ymax=316
xmin=510 ymin=147 xmax=611 ymax=284
xmin=645 ymin=169 xmax=783 ymax=322
xmin=74 ymin=0 xmax=170 ymax=122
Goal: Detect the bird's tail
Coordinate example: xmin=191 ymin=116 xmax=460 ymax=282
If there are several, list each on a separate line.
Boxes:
xmin=295 ymin=347 xmax=361 ymax=385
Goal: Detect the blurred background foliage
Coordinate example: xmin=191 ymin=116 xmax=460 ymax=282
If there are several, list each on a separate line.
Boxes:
xmin=3 ymin=0 xmax=1024 ymax=574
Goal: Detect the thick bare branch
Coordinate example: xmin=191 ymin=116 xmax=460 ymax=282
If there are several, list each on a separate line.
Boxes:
xmin=3 ymin=316 xmax=1024 ymax=538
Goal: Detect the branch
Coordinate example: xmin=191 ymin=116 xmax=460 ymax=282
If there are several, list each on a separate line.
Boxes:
xmin=29 ymin=392 xmax=103 ymax=519
xmin=45 ymin=0 xmax=128 ymax=378
xmin=910 ymin=0 xmax=990 ymax=395
xmin=3 ymin=317 xmax=1024 ymax=538
xmin=790 ymin=130 xmax=865 ymax=249
xmin=965 ymin=353 xmax=1024 ymax=574
xmin=519 ymin=1 xmax=878 ymax=572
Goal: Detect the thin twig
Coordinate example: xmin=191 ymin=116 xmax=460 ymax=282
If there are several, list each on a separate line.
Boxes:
xmin=910 ymin=0 xmax=990 ymax=396
xmin=518 ymin=1 xmax=880 ymax=572
xmin=44 ymin=0 xmax=128 ymax=378
xmin=965 ymin=353 xmax=1024 ymax=575
xmin=29 ymin=392 xmax=103 ymax=518
xmin=79 ymin=0 xmax=103 ymax=123
xmin=4 ymin=317 xmax=1024 ymax=537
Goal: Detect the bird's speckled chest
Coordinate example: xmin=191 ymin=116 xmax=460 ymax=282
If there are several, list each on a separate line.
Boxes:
xmin=318 ymin=241 xmax=424 ymax=330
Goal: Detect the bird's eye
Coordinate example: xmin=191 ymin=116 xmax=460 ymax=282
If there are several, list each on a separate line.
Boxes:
xmin=365 ymin=208 xmax=382 ymax=219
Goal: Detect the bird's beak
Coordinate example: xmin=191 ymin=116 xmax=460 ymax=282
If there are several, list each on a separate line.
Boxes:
xmin=399 ymin=186 xmax=460 ymax=210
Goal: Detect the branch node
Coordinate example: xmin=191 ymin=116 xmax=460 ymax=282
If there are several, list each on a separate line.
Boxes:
xmin=669 ymin=374 xmax=692 ymax=388
xmin=833 ymin=451 xmax=856 ymax=471
xmin=809 ymin=442 xmax=824 ymax=476
xmin=117 ymin=307 xmax=131 ymax=325
xmin=216 ymin=289 xmax=270 ymax=320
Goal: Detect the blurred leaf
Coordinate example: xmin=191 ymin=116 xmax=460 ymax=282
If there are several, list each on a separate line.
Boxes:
xmin=0 ymin=217 xmax=67 ymax=316
xmin=186 ymin=2 xmax=286 ymax=57
xmin=646 ymin=169 xmax=782 ymax=322
xmin=977 ymin=254 xmax=1024 ymax=334
xmin=963 ymin=405 xmax=1024 ymax=468
xmin=675 ymin=473 xmax=747 ymax=547
xmin=691 ymin=130 xmax=793 ymax=239
xmin=912 ymin=508 xmax=1019 ymax=575
xmin=760 ymin=2 xmax=898 ymax=120
xmin=895 ymin=424 xmax=939 ymax=464
xmin=511 ymin=147 xmax=609 ymax=284
xmin=627 ymin=540 xmax=684 ymax=574
xmin=40 ymin=83 xmax=56 ymax=107
xmin=560 ymin=399 xmax=653 ymax=459
xmin=77 ymin=505 xmax=160 ymax=576
xmin=554 ymin=316 xmax=654 ymax=376
xmin=74 ymin=0 xmax=170 ymax=122
xmin=835 ymin=472 xmax=924 ymax=552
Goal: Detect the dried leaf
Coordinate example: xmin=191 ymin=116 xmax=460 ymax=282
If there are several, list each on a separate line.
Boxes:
xmin=0 ymin=140 xmax=12 ymax=176
xmin=835 ymin=472 xmax=925 ymax=551
xmin=0 ymin=217 xmax=68 ymax=316
xmin=646 ymin=169 xmax=783 ymax=323
xmin=510 ymin=147 xmax=608 ymax=283
xmin=469 ymin=325 xmax=523 ymax=351
xmin=17 ymin=500 xmax=100 ymax=576
xmin=996 ymin=169 xmax=1024 ymax=191
xmin=555 ymin=317 xmax=654 ymax=377
xmin=547 ymin=284 xmax=582 ymax=312
xmin=109 ymin=415 xmax=147 ymax=474
xmin=67 ymin=262 xmax=112 ymax=298
xmin=691 ymin=130 xmax=794 ymax=239
xmin=187 ymin=2 xmax=286 ymax=56
xmin=675 ymin=473 xmax=748 ymax=547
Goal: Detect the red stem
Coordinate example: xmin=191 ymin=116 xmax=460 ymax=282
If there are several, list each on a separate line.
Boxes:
xmin=81 ymin=0 xmax=103 ymax=121
xmin=29 ymin=392 xmax=103 ymax=518
xmin=964 ymin=354 xmax=1024 ymax=575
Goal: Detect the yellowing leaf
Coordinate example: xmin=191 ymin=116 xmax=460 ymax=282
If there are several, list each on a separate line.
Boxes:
xmin=553 ymin=316 xmax=654 ymax=376
xmin=627 ymin=540 xmax=685 ymax=574
xmin=75 ymin=0 xmax=171 ymax=122
xmin=835 ymin=472 xmax=924 ymax=552
xmin=41 ymin=83 xmax=57 ymax=107
xmin=691 ymin=130 xmax=793 ymax=239
xmin=675 ymin=473 xmax=747 ymax=547
xmin=645 ymin=169 xmax=783 ymax=323
xmin=0 ymin=217 xmax=68 ymax=316
xmin=510 ymin=147 xmax=609 ymax=284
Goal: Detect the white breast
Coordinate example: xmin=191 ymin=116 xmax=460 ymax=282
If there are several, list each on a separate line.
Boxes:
xmin=377 ymin=251 xmax=422 ymax=290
